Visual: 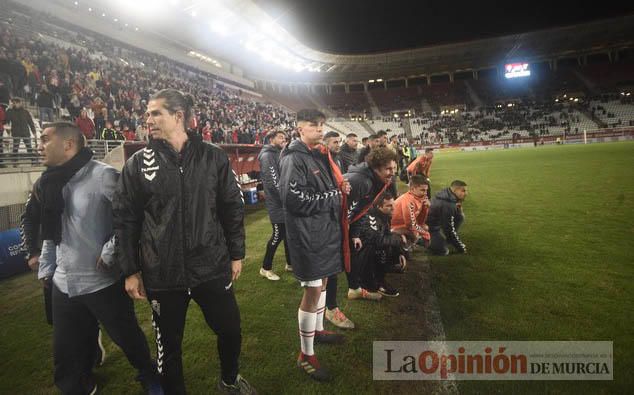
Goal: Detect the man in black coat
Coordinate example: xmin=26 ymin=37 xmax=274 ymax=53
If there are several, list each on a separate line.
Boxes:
xmin=337 ymin=132 xmax=358 ymax=173
xmin=5 ymin=97 xmax=37 ymax=161
xmin=114 ymin=89 xmax=255 ymax=394
xmin=345 ymin=147 xmax=398 ymax=301
xmin=258 ymin=130 xmax=290 ymax=281
xmin=353 ymin=193 xmax=408 ymax=297
xmin=427 ymin=180 xmax=469 ymax=255
xmin=279 ymin=109 xmax=349 ymax=381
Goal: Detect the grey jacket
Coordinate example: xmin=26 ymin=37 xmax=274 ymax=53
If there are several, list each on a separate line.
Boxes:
xmin=39 ymin=160 xmax=120 ymax=297
xmin=258 ymin=144 xmax=284 ymax=223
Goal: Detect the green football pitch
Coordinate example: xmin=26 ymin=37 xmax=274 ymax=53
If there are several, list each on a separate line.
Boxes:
xmin=0 ymin=141 xmax=632 ymax=394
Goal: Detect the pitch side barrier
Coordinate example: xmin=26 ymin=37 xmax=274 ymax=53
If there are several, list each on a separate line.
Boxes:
xmin=419 ymin=128 xmax=634 ymax=153
xmin=123 ymin=142 xmax=263 ymax=188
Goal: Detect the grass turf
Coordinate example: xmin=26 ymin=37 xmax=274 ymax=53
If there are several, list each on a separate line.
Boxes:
xmin=0 ymin=141 xmax=632 ymax=394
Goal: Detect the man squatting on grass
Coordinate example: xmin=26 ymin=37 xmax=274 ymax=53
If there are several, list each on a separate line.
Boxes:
xmin=427 ymin=180 xmax=469 ymax=255
xmin=279 ymin=109 xmax=350 ymax=381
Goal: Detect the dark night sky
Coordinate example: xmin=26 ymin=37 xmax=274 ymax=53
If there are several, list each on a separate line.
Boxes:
xmin=256 ymin=0 xmax=634 ymax=54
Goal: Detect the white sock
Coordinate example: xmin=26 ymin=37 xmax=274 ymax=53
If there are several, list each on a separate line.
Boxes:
xmin=315 ymin=290 xmax=326 ymax=332
xmin=298 ymin=309 xmax=316 ymax=355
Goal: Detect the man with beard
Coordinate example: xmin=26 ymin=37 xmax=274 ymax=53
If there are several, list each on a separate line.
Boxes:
xmin=258 ymin=130 xmax=291 ymax=281
xmin=337 ymin=132 xmax=358 ymax=173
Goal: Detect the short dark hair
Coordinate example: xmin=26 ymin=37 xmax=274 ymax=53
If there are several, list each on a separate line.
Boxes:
xmin=296 ymin=109 xmax=325 ymax=123
xmin=267 ymin=130 xmax=286 ymax=140
xmin=151 ymin=89 xmax=195 ymax=130
xmin=44 ymin=122 xmax=85 ymax=149
xmin=425 ymin=148 xmax=434 ymax=153
xmin=409 ymin=174 xmax=430 ymax=188
xmin=324 ymin=131 xmax=340 ymax=140
xmin=376 ymin=130 xmax=388 ymax=137
xmin=361 ymin=137 xmax=368 ymax=143
xmin=367 ymin=134 xmax=378 ymax=141
xmin=376 ymin=192 xmax=395 ymax=207
xmin=451 ymin=180 xmax=467 ymax=188
xmin=346 ymin=133 xmax=357 ymax=138
xmin=367 ymin=146 xmax=398 ymax=169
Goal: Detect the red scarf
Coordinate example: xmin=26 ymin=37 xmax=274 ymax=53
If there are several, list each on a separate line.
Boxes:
xmin=317 ymin=145 xmax=391 ymax=272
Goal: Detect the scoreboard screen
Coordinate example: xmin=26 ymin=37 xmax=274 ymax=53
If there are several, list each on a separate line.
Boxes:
xmin=504 ymin=63 xmax=531 ymax=79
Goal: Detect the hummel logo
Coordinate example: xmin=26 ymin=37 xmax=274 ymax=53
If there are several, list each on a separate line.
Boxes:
xmin=224 ymin=282 xmax=233 ymax=291
xmin=144 ymin=172 xmax=157 ymax=181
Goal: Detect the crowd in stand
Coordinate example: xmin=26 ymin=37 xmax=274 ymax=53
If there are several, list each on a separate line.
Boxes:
xmin=0 ymin=8 xmax=294 ymax=145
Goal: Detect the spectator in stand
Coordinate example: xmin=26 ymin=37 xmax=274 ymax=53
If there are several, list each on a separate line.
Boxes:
xmin=75 ymin=109 xmax=95 ymax=140
xmin=101 ymin=120 xmax=123 ymax=140
xmin=338 ymin=133 xmax=358 ymax=173
xmin=5 ymin=97 xmax=37 ymax=160
xmin=376 ymin=130 xmax=388 ymax=147
xmin=202 ymin=121 xmax=212 ymax=142
xmin=67 ymin=94 xmax=82 ymax=120
xmin=122 ymin=125 xmax=136 ymax=141
xmin=37 ymin=85 xmax=55 ymax=127
xmin=0 ymin=79 xmax=10 ymax=106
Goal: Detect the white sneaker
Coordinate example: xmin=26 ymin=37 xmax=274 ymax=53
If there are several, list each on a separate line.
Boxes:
xmin=259 ymin=268 xmax=280 ymax=281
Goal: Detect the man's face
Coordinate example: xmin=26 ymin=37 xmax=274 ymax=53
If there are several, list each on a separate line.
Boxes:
xmin=145 ymin=98 xmax=182 ymax=141
xmin=298 ymin=120 xmax=324 ymax=146
xmin=426 ymin=151 xmax=434 ymax=159
xmin=378 ymin=198 xmax=395 ymax=216
xmin=452 ymin=186 xmax=468 ymax=201
xmin=12 ymin=100 xmax=23 ymax=109
xmin=346 ymin=136 xmax=358 ymax=149
xmin=368 ymin=138 xmax=379 ymax=149
xmin=326 ymin=136 xmax=341 ymax=154
xmin=373 ymin=160 xmax=397 ymax=183
xmin=379 ymin=136 xmax=388 ymax=147
xmin=38 ymin=127 xmax=71 ymax=166
xmin=270 ymin=133 xmax=287 ymax=148
xmin=410 ymin=184 xmax=429 ymax=198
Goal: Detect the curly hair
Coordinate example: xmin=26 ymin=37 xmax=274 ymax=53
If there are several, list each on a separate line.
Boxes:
xmin=367 ymin=146 xmax=398 ymax=169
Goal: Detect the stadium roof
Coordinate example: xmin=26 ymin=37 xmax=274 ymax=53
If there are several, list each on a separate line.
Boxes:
xmin=25 ymin=1 xmax=634 ymax=85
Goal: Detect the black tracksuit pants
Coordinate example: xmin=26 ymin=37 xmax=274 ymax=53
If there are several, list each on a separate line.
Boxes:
xmin=52 ymin=280 xmax=155 ymax=395
xmin=146 ymin=276 xmax=242 ymax=395
xmin=261 ymin=222 xmax=290 ymax=270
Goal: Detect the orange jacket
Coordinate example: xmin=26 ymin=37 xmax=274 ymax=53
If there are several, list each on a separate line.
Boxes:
xmin=391 ymin=191 xmax=430 ymax=239
xmin=406 ymin=155 xmax=432 ymax=177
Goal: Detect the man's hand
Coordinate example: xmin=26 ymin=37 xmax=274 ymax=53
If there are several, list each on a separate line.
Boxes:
xmin=125 ymin=272 xmax=146 ymax=300
xmin=27 ymin=254 xmax=40 ymax=271
xmin=399 ymin=255 xmax=407 ymax=271
xmin=342 ymin=179 xmax=351 ymax=195
xmin=231 ymin=260 xmax=242 ymax=281
xmin=352 ymin=238 xmax=362 ymax=251
xmin=423 ymin=198 xmax=431 ymax=208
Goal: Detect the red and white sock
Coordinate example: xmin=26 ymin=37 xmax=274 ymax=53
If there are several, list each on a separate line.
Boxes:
xmin=315 ymin=289 xmax=326 ymax=332
xmin=298 ymin=309 xmax=316 ymax=355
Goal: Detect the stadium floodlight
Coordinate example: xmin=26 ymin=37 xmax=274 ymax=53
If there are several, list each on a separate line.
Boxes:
xmin=125 ymin=23 xmax=128 ymax=27
xmin=88 ymin=7 xmax=92 ymax=11
xmin=114 ymin=18 xmax=118 ymax=22
xmin=135 ymin=27 xmax=139 ymax=31
xmin=377 ymin=78 xmax=383 ymax=82
xmin=368 ymin=79 xmax=374 ymax=83
xmin=102 ymin=13 xmax=106 ymax=17
xmin=74 ymin=1 xmax=78 ymax=5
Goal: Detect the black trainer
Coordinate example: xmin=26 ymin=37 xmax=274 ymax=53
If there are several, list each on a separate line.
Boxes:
xmin=378 ymin=285 xmax=400 ymax=297
xmin=217 ymin=374 xmax=257 ymax=395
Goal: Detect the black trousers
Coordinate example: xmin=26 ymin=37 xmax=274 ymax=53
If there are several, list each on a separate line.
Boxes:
xmin=262 ymin=222 xmax=290 ymax=270
xmin=147 ymin=276 xmax=242 ymax=395
xmin=52 ymin=280 xmax=155 ymax=395
xmin=326 ymin=273 xmax=338 ymax=310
